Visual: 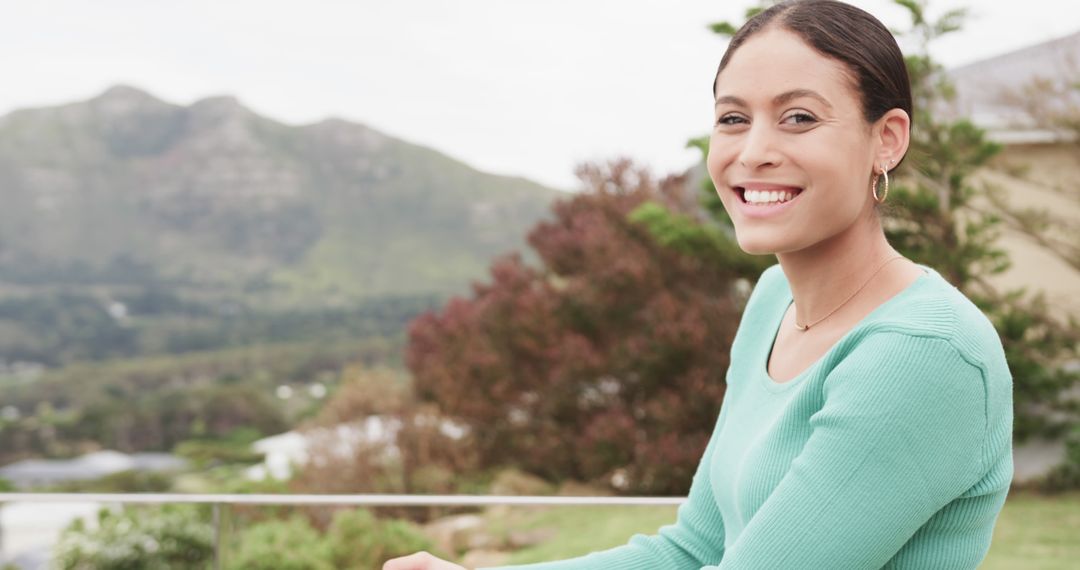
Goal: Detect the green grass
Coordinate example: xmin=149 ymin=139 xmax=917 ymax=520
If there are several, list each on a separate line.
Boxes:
xmin=481 ymin=490 xmax=1080 ymax=568
xmin=489 ymin=504 xmax=679 ymax=565
xmin=981 ymin=489 xmax=1080 ymax=570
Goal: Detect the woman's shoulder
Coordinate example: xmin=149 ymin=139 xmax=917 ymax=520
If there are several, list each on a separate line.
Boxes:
xmin=734 ymin=263 xmax=789 ymax=330
xmin=745 ymin=263 xmax=788 ymax=306
xmin=745 ymin=262 xmax=1009 ymax=378
xmin=863 ymin=266 xmax=1009 ymax=379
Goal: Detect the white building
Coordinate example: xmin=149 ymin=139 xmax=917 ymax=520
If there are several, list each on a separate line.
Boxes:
xmin=244 ymin=414 xmax=467 ymax=481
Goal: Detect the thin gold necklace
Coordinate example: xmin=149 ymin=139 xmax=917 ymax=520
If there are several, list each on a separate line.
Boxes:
xmin=793 ymin=255 xmax=906 ymax=331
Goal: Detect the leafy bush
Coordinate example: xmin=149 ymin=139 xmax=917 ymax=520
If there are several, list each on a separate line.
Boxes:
xmin=224 ymin=509 xmax=436 ymax=570
xmin=326 ymin=509 xmax=436 ymax=568
xmin=225 ymin=515 xmax=333 ymax=570
xmin=54 ymin=505 xmax=214 ymax=570
xmin=407 ymin=160 xmax=767 ymax=494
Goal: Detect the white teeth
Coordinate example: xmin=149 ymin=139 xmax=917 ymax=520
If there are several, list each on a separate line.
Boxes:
xmin=743 ymin=188 xmax=798 ymax=204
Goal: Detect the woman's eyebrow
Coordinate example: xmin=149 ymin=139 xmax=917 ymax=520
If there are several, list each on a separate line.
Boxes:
xmin=714 ymin=95 xmax=748 ymax=108
xmin=774 ymin=88 xmax=833 ymax=109
xmin=714 ymin=89 xmax=833 ymax=109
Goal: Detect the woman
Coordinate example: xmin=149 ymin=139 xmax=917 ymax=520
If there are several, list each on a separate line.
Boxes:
xmin=386 ymin=1 xmax=1014 ymax=568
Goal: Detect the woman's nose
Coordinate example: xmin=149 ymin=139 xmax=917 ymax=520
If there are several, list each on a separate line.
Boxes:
xmin=737 ymin=123 xmax=781 ymax=169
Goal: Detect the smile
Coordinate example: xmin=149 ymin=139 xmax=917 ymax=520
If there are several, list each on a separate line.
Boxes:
xmin=733 ymin=183 xmax=803 ymax=204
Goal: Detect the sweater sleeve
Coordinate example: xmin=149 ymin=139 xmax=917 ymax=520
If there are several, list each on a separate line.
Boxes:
xmin=478 ymin=399 xmax=732 ymax=570
xmin=708 ymin=332 xmax=988 ymax=570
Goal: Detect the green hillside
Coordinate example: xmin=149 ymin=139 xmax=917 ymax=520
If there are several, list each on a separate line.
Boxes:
xmin=0 ymin=85 xmax=557 ymax=300
xmin=0 ymin=85 xmax=559 ymax=364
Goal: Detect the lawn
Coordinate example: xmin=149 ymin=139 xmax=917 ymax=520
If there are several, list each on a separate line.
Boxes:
xmin=492 ymin=504 xmax=680 ymax=565
xmin=485 ymin=489 xmax=1080 ymax=568
xmin=981 ymin=489 xmax=1080 ymax=570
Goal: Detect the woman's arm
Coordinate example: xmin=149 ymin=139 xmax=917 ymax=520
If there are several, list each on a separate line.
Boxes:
xmin=708 ymin=332 xmax=989 ymax=569
xmin=476 ymin=399 xmax=733 ymax=570
xmin=384 ymin=420 xmax=729 ymax=570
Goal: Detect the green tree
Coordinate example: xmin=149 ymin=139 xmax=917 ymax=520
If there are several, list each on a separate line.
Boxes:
xmin=407 ymin=160 xmax=769 ymax=494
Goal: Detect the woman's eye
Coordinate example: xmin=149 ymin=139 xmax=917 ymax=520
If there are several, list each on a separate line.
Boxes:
xmin=716 ymin=114 xmax=747 ymax=126
xmin=782 ymin=112 xmax=817 ymax=125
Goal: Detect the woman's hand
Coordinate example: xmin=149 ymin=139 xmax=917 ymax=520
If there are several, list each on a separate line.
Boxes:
xmin=383 ymin=551 xmax=468 ymax=570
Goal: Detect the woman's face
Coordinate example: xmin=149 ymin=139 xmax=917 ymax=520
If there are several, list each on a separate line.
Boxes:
xmin=707 ymin=27 xmax=880 ymax=255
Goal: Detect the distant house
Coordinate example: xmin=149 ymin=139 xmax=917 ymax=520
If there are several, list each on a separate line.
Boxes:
xmin=0 ymin=450 xmax=188 ymax=490
xmin=946 ymin=29 xmax=1080 ymax=485
xmin=944 ymin=29 xmax=1080 ymax=320
xmin=245 ymin=415 xmax=467 ymax=481
xmin=244 ymin=422 xmax=381 ymax=481
xmin=948 ymin=30 xmax=1080 ymax=145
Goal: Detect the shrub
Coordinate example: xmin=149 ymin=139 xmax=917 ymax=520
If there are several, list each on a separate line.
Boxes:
xmin=326 ymin=509 xmax=437 ymax=568
xmin=54 ymin=505 xmax=214 ymax=570
xmin=226 ymin=515 xmax=333 ymax=570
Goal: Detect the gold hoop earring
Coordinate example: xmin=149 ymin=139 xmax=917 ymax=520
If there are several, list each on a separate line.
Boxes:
xmin=872 ymin=163 xmax=889 ymax=203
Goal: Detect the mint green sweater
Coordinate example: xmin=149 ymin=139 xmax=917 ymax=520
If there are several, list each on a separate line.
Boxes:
xmin=484 ymin=263 xmax=1013 ymax=570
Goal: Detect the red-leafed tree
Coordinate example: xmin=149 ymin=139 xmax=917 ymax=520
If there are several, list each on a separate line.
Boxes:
xmin=406 ymin=159 xmax=769 ymax=493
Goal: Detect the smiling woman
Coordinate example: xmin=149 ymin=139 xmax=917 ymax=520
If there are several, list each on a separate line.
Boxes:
xmin=384 ymin=1 xmax=1014 ymax=569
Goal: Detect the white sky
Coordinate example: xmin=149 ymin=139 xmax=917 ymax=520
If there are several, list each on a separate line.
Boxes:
xmin=1 ymin=1 xmax=1077 ymax=191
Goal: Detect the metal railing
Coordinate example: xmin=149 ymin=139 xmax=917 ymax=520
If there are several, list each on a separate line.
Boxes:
xmin=0 ymin=492 xmax=687 ymax=506
xmin=0 ymin=493 xmax=686 ymax=568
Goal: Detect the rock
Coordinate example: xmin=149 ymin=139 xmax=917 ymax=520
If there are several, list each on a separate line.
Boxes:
xmin=423 ymin=513 xmax=486 ymax=554
xmin=508 ymin=528 xmax=557 ymax=548
xmin=466 ymin=530 xmax=500 ymax=551
xmin=461 ymin=550 xmax=511 ymax=568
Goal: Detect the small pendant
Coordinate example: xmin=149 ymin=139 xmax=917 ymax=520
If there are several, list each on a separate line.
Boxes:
xmin=795 ymin=322 xmax=809 ymax=331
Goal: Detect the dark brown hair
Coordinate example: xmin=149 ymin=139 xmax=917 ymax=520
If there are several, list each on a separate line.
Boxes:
xmin=712 ymin=0 xmax=912 ymax=168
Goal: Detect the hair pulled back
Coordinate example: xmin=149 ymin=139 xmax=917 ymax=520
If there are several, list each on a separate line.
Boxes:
xmin=712 ymin=0 xmax=913 ymax=167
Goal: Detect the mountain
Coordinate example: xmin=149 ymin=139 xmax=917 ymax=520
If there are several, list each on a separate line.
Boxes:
xmin=0 ymin=85 xmax=560 ymax=364
xmin=0 ymin=85 xmax=559 ymax=305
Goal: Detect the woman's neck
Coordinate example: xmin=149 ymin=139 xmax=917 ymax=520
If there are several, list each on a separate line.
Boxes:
xmin=775 ymin=216 xmax=901 ymax=326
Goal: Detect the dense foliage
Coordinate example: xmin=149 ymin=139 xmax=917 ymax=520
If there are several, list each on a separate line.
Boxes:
xmin=225 ymin=510 xmax=435 ymax=570
xmin=54 ymin=506 xmax=434 ymax=570
xmin=407 ymin=160 xmax=770 ymax=493
xmin=0 ymin=338 xmax=397 ymax=465
xmin=54 ymin=506 xmax=214 ymax=570
xmin=225 ymin=515 xmax=334 ymax=570
xmin=0 ymin=289 xmax=431 ymax=367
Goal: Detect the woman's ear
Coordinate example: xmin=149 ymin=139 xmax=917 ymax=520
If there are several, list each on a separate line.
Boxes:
xmin=875 ymin=108 xmax=910 ymax=168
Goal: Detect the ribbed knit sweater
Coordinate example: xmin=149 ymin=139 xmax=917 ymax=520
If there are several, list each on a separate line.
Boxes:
xmin=483 ymin=263 xmax=1014 ymax=570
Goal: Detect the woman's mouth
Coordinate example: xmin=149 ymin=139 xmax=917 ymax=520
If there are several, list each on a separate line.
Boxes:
xmin=735 ymin=185 xmax=803 ymax=205
xmin=731 ymin=184 xmax=803 ymax=218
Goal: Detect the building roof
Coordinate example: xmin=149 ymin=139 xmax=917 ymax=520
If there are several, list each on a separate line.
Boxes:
xmin=947 ymin=29 xmax=1080 ymax=143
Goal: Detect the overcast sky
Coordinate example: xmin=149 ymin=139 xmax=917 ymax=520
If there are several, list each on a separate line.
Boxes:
xmin=2 ymin=0 xmax=1077 ymax=191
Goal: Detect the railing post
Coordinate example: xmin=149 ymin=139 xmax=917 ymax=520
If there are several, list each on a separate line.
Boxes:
xmin=212 ymin=502 xmax=221 ymax=570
